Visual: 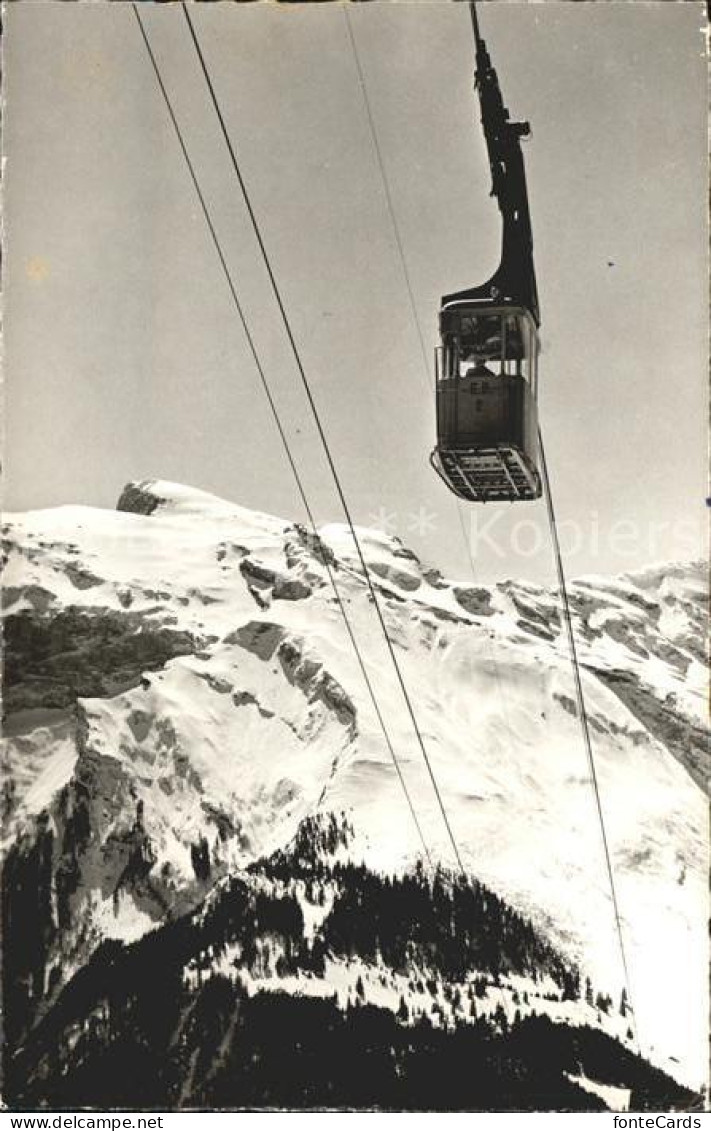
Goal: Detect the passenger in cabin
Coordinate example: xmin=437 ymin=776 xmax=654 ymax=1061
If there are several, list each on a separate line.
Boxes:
xmin=464 ymin=357 xmax=496 ymax=380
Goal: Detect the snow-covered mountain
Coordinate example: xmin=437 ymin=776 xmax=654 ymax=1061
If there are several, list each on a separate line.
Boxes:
xmin=2 ymin=480 xmax=707 ymax=1106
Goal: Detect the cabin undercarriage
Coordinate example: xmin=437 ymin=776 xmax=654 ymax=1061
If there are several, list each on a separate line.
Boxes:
xmin=430 ymin=444 xmax=541 ymax=503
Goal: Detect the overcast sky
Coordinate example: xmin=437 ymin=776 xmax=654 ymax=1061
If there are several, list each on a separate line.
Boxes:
xmin=5 ymin=1 xmax=707 ymax=583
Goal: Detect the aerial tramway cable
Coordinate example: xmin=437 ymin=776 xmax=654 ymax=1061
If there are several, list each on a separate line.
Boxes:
xmin=180 ymin=2 xmax=469 ymax=878
xmin=469 ymin=0 xmax=483 ymax=48
xmin=343 ymin=10 xmax=430 ymax=402
xmin=343 ymin=6 xmax=521 ymax=772
xmin=347 ymin=0 xmax=640 ymax=1044
xmin=343 ymin=8 xmax=479 ymax=566
xmin=462 ymin=0 xmax=640 ymax=1050
xmin=539 ymin=428 xmax=641 ymax=1054
xmin=465 ymin=0 xmax=640 ymax=1052
xmin=131 ymin=3 xmax=433 ymax=869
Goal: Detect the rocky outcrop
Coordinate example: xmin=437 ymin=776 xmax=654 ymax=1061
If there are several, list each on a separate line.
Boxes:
xmin=592 ymin=667 xmax=709 ymax=792
xmin=116 ymin=481 xmax=166 ymax=516
xmin=4 ymin=606 xmax=200 ymax=713
xmin=453 ymin=585 xmax=494 ymax=617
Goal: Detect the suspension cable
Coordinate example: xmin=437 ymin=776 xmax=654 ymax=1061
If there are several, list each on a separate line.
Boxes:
xmin=469 ymin=0 xmax=483 ymax=49
xmin=341 ymin=12 xmax=519 ymax=1026
xmin=343 ymin=8 xmax=430 ymax=400
xmin=344 ymin=7 xmax=488 ymax=569
xmin=346 ymin=2 xmax=638 ymax=1040
xmin=132 ymin=3 xmax=432 ymax=868
xmin=344 ymin=8 xmax=489 ymax=602
xmin=539 ymin=427 xmax=640 ymax=1054
xmin=344 ymin=5 xmax=519 ymax=784
xmin=180 ymin=2 xmax=467 ymax=876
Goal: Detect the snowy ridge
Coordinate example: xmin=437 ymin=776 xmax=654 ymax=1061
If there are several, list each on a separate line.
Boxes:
xmin=2 ymin=479 xmax=708 ymax=1090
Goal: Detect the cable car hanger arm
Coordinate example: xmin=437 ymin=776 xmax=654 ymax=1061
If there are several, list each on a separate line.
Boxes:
xmin=443 ymin=0 xmax=539 ymax=325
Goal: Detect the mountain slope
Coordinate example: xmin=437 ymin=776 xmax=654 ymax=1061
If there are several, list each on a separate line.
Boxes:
xmin=7 ymin=822 xmax=695 ymax=1111
xmin=2 ymin=479 xmax=708 ymax=1095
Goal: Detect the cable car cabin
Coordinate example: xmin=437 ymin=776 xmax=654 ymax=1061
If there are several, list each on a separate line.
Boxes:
xmin=431 ymin=303 xmax=541 ymax=502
